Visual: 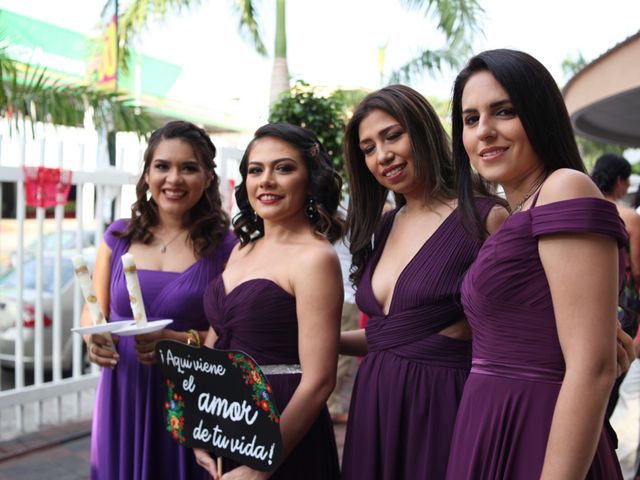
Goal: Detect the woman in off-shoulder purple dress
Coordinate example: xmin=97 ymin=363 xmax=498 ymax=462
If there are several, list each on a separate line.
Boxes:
xmin=81 ymin=121 xmax=234 ymax=480
xmin=339 ymin=85 xmax=506 ymax=479
xmin=194 ymin=123 xmax=345 ymax=479
xmin=447 ymin=49 xmax=624 ymax=479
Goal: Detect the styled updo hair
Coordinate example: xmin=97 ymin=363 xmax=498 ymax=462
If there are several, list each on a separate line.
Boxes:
xmin=233 ymin=123 xmax=345 ymax=245
xmin=591 ymin=153 xmax=631 ymax=194
xmin=116 ymin=120 xmax=230 ymax=257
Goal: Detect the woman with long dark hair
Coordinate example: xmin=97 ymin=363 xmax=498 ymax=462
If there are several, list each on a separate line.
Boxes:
xmin=194 ymin=123 xmax=344 ymax=479
xmin=447 ymin=49 xmax=625 ymax=479
xmin=339 ymin=84 xmax=506 ymax=479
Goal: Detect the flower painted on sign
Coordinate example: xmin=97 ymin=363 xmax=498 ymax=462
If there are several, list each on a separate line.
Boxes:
xmin=165 ymin=380 xmax=186 ymax=444
xmin=229 ymin=352 xmax=280 ymax=423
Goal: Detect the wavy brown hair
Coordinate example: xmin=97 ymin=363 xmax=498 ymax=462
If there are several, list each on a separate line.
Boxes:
xmin=345 ymin=85 xmax=458 ymax=286
xmin=233 ymin=123 xmax=344 ymax=246
xmin=115 ymin=120 xmax=230 ymax=257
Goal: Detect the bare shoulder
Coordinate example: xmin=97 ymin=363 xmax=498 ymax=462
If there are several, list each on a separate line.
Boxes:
xmin=537 ymin=168 xmax=604 ymax=206
xmin=297 ymin=239 xmax=340 ymax=273
xmin=226 ymin=242 xmax=251 ymax=266
xmin=291 ymin=239 xmax=340 ymax=286
xmin=619 ymin=206 xmax=640 ymax=230
xmin=485 ymin=205 xmax=509 ymax=235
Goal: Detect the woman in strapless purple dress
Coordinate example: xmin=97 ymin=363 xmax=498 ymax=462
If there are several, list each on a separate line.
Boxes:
xmin=447 ymin=49 xmax=625 ymax=479
xmin=339 ymin=85 xmax=507 ymax=479
xmin=194 ymin=123 xmax=344 ymax=479
xmin=81 ymin=121 xmax=235 ymax=480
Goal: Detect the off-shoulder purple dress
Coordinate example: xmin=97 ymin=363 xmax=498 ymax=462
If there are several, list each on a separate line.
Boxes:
xmin=203 ymin=277 xmax=340 ymax=479
xmin=91 ymin=219 xmax=236 ymax=480
xmin=341 ymin=201 xmax=493 ymax=480
xmin=446 ymin=197 xmax=626 ymax=479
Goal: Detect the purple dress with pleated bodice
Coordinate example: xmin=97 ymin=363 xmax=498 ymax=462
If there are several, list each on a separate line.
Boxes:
xmin=446 ymin=198 xmax=626 ymax=479
xmin=341 ymin=200 xmax=494 ymax=480
xmin=91 ymin=219 xmax=236 ymax=480
xmin=203 ymin=276 xmax=340 ymax=479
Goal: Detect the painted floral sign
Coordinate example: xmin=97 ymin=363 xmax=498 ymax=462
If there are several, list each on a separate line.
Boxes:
xmin=156 ymin=340 xmax=283 ymax=472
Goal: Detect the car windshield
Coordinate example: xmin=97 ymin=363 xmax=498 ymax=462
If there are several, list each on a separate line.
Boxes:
xmin=0 ymin=258 xmax=75 ymax=293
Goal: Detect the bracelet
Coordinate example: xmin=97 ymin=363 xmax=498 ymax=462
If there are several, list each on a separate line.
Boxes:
xmin=186 ymin=329 xmax=201 ymax=347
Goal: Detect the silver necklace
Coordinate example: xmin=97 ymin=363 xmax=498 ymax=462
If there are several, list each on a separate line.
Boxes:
xmin=159 ymin=230 xmax=185 ymax=253
xmin=510 ymin=179 xmax=544 ymax=215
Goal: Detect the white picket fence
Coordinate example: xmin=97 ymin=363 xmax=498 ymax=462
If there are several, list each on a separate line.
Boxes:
xmin=0 ymin=121 xmax=242 ymax=440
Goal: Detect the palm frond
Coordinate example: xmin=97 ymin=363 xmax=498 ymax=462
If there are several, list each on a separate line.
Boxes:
xmin=113 ymin=0 xmax=208 ymax=74
xmin=395 ymin=0 xmax=485 ymax=81
xmin=389 ymin=44 xmax=471 ymax=84
xmin=232 ymin=0 xmax=267 ymax=56
xmin=1 ymin=50 xmax=153 ymax=138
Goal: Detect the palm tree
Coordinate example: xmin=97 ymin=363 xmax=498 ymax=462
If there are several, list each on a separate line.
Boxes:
xmin=0 ymin=43 xmax=152 ymax=137
xmin=391 ymin=0 xmax=484 ymax=82
xmin=114 ymin=0 xmax=484 ymax=104
xmin=269 ymin=0 xmax=289 ymax=105
xmin=114 ymin=0 xmax=290 ymax=106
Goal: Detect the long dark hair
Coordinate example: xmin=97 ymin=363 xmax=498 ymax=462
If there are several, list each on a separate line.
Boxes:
xmin=344 ymin=84 xmax=457 ymax=285
xmin=116 ymin=120 xmax=230 ymax=257
xmin=591 ymin=153 xmax=631 ymax=195
xmin=233 ymin=123 xmax=344 ymax=245
xmin=452 ymin=49 xmax=585 ymax=238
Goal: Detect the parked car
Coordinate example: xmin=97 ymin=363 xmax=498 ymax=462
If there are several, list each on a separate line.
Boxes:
xmin=0 ymin=252 xmax=95 ymax=370
xmin=10 ymin=230 xmax=96 ymax=267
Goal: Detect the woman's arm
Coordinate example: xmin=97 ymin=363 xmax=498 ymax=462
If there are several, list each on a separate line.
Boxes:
xmin=276 ymin=246 xmax=342 ymax=462
xmin=537 ymin=171 xmax=619 ymax=479
xmin=620 ymin=208 xmax=640 ymax=283
xmin=83 ymin=241 xmax=119 ymax=368
xmin=340 ymin=329 xmax=367 ymax=356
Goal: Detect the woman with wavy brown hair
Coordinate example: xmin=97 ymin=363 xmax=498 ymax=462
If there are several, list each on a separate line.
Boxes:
xmin=81 ymin=120 xmax=236 ymax=480
xmin=194 ymin=123 xmax=344 ymax=479
xmin=339 ymin=84 xmax=507 ymax=479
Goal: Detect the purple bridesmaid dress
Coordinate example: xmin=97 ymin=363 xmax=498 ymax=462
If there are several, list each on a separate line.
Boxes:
xmin=341 ymin=200 xmax=493 ymax=480
xmin=447 ymin=197 xmax=626 ymax=479
xmin=203 ymin=276 xmax=340 ymax=479
xmin=91 ymin=219 xmax=236 ymax=480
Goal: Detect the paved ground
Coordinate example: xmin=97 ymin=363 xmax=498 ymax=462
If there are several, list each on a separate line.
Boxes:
xmin=0 ymin=361 xmax=356 ymax=479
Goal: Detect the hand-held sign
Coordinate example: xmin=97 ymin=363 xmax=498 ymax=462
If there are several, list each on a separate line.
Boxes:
xmin=156 ymin=340 xmax=283 ymax=472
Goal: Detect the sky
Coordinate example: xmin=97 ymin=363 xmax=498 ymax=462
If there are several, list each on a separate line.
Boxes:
xmin=0 ymin=0 xmax=638 ymax=133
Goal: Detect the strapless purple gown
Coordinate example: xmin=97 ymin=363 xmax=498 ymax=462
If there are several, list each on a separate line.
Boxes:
xmin=447 ymin=198 xmax=626 ymax=479
xmin=341 ymin=201 xmax=493 ymax=480
xmin=203 ymin=277 xmax=340 ymax=479
xmin=91 ymin=219 xmax=236 ymax=480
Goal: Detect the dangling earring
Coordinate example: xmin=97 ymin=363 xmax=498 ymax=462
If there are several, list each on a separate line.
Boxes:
xmin=305 ymin=197 xmax=318 ymax=219
xmin=252 ymin=209 xmax=259 ymax=223
xmin=145 ymin=189 xmax=152 ymax=202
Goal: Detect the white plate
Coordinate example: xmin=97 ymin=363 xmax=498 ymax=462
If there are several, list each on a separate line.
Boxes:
xmin=112 ymin=319 xmax=173 ymax=336
xmin=71 ymin=320 xmax=136 ymax=335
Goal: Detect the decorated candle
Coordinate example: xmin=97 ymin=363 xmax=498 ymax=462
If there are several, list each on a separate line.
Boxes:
xmin=72 ymin=254 xmax=106 ymax=325
xmin=121 ymin=253 xmax=148 ymax=327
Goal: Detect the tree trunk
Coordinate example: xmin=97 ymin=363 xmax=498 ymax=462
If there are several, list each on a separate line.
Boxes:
xmin=269 ymin=0 xmax=289 ymax=106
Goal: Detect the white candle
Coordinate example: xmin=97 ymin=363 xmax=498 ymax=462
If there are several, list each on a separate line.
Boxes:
xmin=72 ymin=254 xmax=106 ymax=325
xmin=121 ymin=253 xmax=147 ymax=327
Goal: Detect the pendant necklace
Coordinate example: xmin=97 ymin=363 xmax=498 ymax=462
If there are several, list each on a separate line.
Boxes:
xmin=159 ymin=230 xmax=185 ymax=253
xmin=509 ymin=177 xmax=546 ymax=215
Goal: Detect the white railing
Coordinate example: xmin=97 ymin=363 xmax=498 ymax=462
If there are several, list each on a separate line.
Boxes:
xmin=0 ymin=124 xmax=242 ymax=440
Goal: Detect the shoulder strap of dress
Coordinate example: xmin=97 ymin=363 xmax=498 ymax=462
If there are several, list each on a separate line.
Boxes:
xmin=530 ymin=186 xmax=544 ymax=208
